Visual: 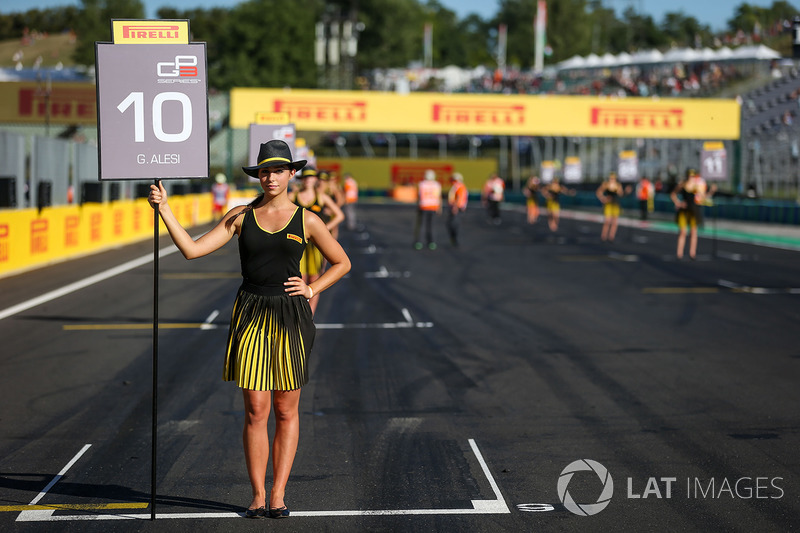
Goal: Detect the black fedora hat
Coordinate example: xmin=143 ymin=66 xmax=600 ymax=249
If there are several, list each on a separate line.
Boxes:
xmin=242 ymin=140 xmax=306 ymax=178
xmin=300 ymin=166 xmax=318 ymax=178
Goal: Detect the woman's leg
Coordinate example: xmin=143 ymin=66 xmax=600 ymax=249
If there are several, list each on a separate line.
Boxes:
xmin=270 ymin=389 xmax=302 ymax=510
xmin=689 ymin=225 xmax=698 ymax=258
xmin=608 ymin=216 xmax=619 ymax=241
xmin=551 ymin=210 xmax=560 ymax=232
xmin=242 ymin=389 xmax=272 ymax=509
xmin=676 ymin=227 xmax=687 ymax=258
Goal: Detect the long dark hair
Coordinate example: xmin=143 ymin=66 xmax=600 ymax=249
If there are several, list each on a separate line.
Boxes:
xmin=225 ymin=193 xmax=264 ymax=231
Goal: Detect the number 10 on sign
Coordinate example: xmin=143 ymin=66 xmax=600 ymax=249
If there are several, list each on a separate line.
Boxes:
xmin=117 ymin=91 xmax=193 ymax=143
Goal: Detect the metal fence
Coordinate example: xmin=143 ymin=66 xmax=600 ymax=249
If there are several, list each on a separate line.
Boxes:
xmin=0 ymin=129 xmax=195 ymax=209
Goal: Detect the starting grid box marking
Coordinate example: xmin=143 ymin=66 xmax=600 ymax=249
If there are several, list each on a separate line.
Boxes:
xmin=14 ymin=439 xmax=508 ymax=522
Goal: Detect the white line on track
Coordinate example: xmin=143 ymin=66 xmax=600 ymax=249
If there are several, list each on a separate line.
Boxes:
xmin=607 ymin=252 xmax=639 ymax=262
xmin=717 ymin=279 xmax=800 ymax=294
xmin=356 ymin=245 xmax=379 ymax=254
xmin=356 ymin=267 xmax=411 ymax=279
xmin=28 ymin=444 xmax=92 ymax=506
xmin=0 ymin=244 xmax=183 ymax=321
xmin=16 ymin=439 xmax=507 ymax=521
xmin=316 ymin=321 xmax=433 ymax=330
xmin=200 ymin=310 xmax=220 ymax=330
xmin=716 ymin=251 xmax=744 ymax=261
xmin=316 ymin=307 xmax=432 ymax=329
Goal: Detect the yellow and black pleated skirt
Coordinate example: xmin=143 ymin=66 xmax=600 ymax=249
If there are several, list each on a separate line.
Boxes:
xmin=223 ymin=282 xmax=315 ymax=391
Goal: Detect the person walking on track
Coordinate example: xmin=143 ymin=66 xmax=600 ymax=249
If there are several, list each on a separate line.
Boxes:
xmin=148 ymin=140 xmax=350 ymax=520
xmin=636 ymin=175 xmax=654 ymax=221
xmin=446 ymin=172 xmax=468 ymax=247
xmin=414 ymin=169 xmax=442 ymax=250
xmin=481 ymin=172 xmax=505 ymax=225
xmin=342 ymin=172 xmax=359 ymax=231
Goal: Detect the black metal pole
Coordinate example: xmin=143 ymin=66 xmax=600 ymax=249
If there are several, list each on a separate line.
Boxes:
xmin=151 ymin=179 xmax=159 ymax=521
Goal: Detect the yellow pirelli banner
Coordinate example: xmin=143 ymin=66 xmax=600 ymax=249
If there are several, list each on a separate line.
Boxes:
xmin=0 ymin=82 xmax=97 ymax=125
xmin=0 ymin=194 xmax=211 ymax=277
xmin=231 ymin=88 xmax=740 ymax=140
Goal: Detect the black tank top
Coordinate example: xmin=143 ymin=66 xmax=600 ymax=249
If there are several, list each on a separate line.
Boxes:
xmin=292 ymin=191 xmax=324 ymax=216
xmin=604 ymin=185 xmax=620 ymax=204
xmin=238 ymin=207 xmax=306 ymax=287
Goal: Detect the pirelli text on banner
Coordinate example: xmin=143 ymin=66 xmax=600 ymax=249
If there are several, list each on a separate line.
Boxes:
xmin=111 ymin=20 xmax=190 ymax=44
xmin=230 ymin=88 xmax=740 ymax=140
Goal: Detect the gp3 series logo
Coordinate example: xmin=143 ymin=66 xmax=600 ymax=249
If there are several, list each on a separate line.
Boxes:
xmin=157 ymin=56 xmax=199 ymax=84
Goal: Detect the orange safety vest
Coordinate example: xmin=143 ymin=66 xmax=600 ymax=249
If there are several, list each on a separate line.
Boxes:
xmin=344 ymin=177 xmax=358 ymax=204
xmin=637 ymin=181 xmax=651 ymax=201
xmin=449 ymin=181 xmax=467 ymax=210
xmin=484 ymin=177 xmax=504 ymax=202
xmin=418 ymin=179 xmax=442 ymax=210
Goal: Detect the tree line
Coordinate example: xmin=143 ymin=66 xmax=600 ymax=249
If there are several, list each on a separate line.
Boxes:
xmin=0 ymin=0 xmax=796 ymax=90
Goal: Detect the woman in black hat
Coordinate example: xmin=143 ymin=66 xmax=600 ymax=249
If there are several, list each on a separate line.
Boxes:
xmin=148 ymin=139 xmax=350 ymax=519
xmin=292 ymin=166 xmax=344 ymax=314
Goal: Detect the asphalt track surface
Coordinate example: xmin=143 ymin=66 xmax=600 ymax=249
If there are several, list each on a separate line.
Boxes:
xmin=1 ymin=201 xmax=798 ymax=532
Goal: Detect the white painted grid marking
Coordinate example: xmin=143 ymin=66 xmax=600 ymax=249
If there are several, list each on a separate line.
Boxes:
xmin=16 ymin=439 xmax=508 ymax=521
xmin=200 ymin=310 xmax=220 ymax=330
xmin=28 ymin=444 xmax=92 ymax=505
xmin=315 ymin=306 xmax=433 ymax=330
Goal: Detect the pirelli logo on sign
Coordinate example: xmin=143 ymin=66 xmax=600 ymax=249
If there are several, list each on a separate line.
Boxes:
xmin=274 ymin=99 xmax=367 ymax=123
xmin=0 ymin=83 xmax=97 ymax=125
xmin=432 ymin=103 xmax=525 ymax=126
xmin=255 ymin=111 xmax=290 ymax=124
xmin=111 ymin=20 xmax=190 ymax=44
xmin=230 ymin=88 xmax=740 ymax=139
xmin=590 ymin=106 xmax=684 ymax=130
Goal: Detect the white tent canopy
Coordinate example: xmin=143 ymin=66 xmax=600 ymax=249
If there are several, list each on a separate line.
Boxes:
xmin=556 ymin=45 xmax=781 ymax=70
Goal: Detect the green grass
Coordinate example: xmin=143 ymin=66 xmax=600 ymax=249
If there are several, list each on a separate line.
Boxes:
xmin=0 ymin=33 xmax=77 ymax=68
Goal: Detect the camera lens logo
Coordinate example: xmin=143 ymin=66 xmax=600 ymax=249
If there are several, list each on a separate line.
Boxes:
xmin=557 ymin=459 xmax=614 ymax=516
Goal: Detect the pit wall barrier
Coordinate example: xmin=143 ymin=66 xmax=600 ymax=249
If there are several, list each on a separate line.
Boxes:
xmin=0 ymin=193 xmax=213 ymax=278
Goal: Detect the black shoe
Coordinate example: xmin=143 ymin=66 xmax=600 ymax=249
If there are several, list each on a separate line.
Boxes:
xmin=269 ymin=505 xmax=290 ymax=519
xmin=245 ymin=506 xmax=266 ymax=519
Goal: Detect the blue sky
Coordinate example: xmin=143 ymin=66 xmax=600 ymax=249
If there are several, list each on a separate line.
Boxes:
xmin=0 ymin=0 xmax=788 ymax=32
